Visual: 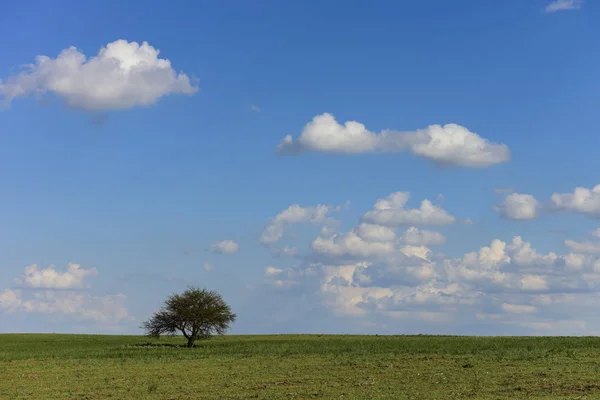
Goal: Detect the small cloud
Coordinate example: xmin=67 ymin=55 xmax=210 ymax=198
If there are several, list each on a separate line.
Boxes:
xmin=203 ymin=263 xmax=215 ymax=271
xmin=250 ymin=104 xmax=261 ymax=113
xmin=550 ymin=184 xmax=600 ymax=217
xmin=208 ymin=240 xmax=240 ymax=254
xmin=265 ymin=266 xmax=282 ymax=276
xmin=493 ymin=192 xmax=540 ymax=221
xmin=463 ymin=218 xmax=474 ymax=225
xmin=436 ymin=194 xmax=445 ymax=201
xmin=545 ymin=0 xmax=583 ymax=12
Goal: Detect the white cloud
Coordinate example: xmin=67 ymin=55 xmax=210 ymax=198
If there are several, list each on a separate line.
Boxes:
xmin=260 ymin=204 xmax=333 ymax=244
xmin=203 ymin=262 xmax=215 ymax=271
xmin=400 ymin=227 xmax=446 ymax=246
xmin=15 ymin=263 xmax=97 ymax=289
xmin=16 ymin=291 xmax=130 ymax=324
xmin=355 ymin=223 xmax=396 ymax=242
xmin=520 ymin=275 xmax=549 ymax=291
xmin=1 ymin=265 xmax=130 ymax=325
xmin=320 ymin=225 xmax=337 ymax=237
xmin=508 ymin=236 xmax=558 ymax=267
xmin=265 ymin=266 xmax=283 ymax=276
xmin=494 ymin=193 xmax=540 ymax=220
xmin=264 ymin=227 xmax=600 ymax=333
xmin=545 ymin=0 xmax=583 ymax=12
xmin=250 ymin=104 xmax=261 ymax=112
xmin=257 ymin=188 xmax=600 ymax=334
xmin=209 ymin=240 xmax=240 ymax=254
xmin=277 ymin=113 xmax=510 ymax=168
xmin=312 ymin=231 xmax=396 ymax=259
xmin=362 ymin=192 xmax=456 ymax=227
xmin=565 ymin=230 xmax=600 ymax=254
xmin=565 ymin=240 xmax=600 ymax=254
xmin=550 ymin=184 xmax=600 ymax=217
xmin=0 ymin=289 xmax=22 ymax=311
xmin=0 ymin=40 xmax=197 ymax=110
xmin=400 ymin=245 xmax=433 ymax=261
xmin=501 ymin=303 xmax=536 ymax=314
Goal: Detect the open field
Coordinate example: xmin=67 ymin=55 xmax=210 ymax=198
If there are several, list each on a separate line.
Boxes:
xmin=1 ymin=334 xmax=600 ymax=399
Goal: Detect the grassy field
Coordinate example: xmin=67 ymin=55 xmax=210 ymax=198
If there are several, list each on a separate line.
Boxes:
xmin=1 ymin=334 xmax=600 ymax=399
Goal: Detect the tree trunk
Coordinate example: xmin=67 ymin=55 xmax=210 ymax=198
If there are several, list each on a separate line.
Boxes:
xmin=187 ymin=337 xmax=195 ymax=348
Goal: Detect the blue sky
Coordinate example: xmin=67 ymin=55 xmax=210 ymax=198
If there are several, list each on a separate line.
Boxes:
xmin=1 ymin=0 xmax=600 ymax=335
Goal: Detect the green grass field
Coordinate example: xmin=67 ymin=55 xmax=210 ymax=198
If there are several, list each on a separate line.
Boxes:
xmin=1 ymin=334 xmax=600 ymax=399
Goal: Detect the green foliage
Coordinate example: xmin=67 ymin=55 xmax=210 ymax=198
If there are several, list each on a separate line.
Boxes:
xmin=141 ymin=286 xmax=236 ymax=347
xmin=2 ymin=334 xmax=600 ymax=398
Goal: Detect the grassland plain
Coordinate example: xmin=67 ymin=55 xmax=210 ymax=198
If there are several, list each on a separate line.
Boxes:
xmin=1 ymin=334 xmax=600 ymax=399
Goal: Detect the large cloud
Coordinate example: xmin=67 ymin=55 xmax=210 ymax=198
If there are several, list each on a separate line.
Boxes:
xmin=0 ymin=289 xmax=130 ymax=324
xmin=256 ymin=187 xmax=600 ymax=334
xmin=0 ymin=40 xmax=197 ymax=110
xmin=361 ymin=192 xmax=456 ymax=227
xmin=0 ymin=264 xmax=130 ymax=326
xmin=277 ymin=113 xmax=510 ymax=168
xmin=263 ymin=225 xmax=600 ymax=334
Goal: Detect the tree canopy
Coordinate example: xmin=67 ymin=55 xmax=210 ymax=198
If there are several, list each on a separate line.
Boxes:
xmin=141 ymin=287 xmax=236 ymax=347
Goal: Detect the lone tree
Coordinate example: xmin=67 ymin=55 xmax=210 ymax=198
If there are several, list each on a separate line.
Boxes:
xmin=142 ymin=286 xmax=236 ymax=347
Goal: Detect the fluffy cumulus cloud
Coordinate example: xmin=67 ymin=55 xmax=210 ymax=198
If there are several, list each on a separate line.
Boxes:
xmin=209 ymin=240 xmax=240 ymax=254
xmin=545 ymin=0 xmax=583 ymax=12
xmin=307 ymin=195 xmax=448 ymax=261
xmin=355 ymin=223 xmax=397 ymax=242
xmin=399 ymin=227 xmax=446 ymax=246
xmin=15 ymin=263 xmax=97 ymax=289
xmin=260 ymin=189 xmax=600 ymax=334
xmin=0 ymin=264 xmax=130 ymax=326
xmin=260 ymin=203 xmax=336 ymax=244
xmin=361 ymin=192 xmax=455 ymax=227
xmin=277 ymin=113 xmax=510 ymax=168
xmin=494 ymin=192 xmax=540 ymax=220
xmin=0 ymin=40 xmax=197 ymax=110
xmin=312 ymin=231 xmax=397 ymax=260
xmin=550 ymin=184 xmax=600 ymax=217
